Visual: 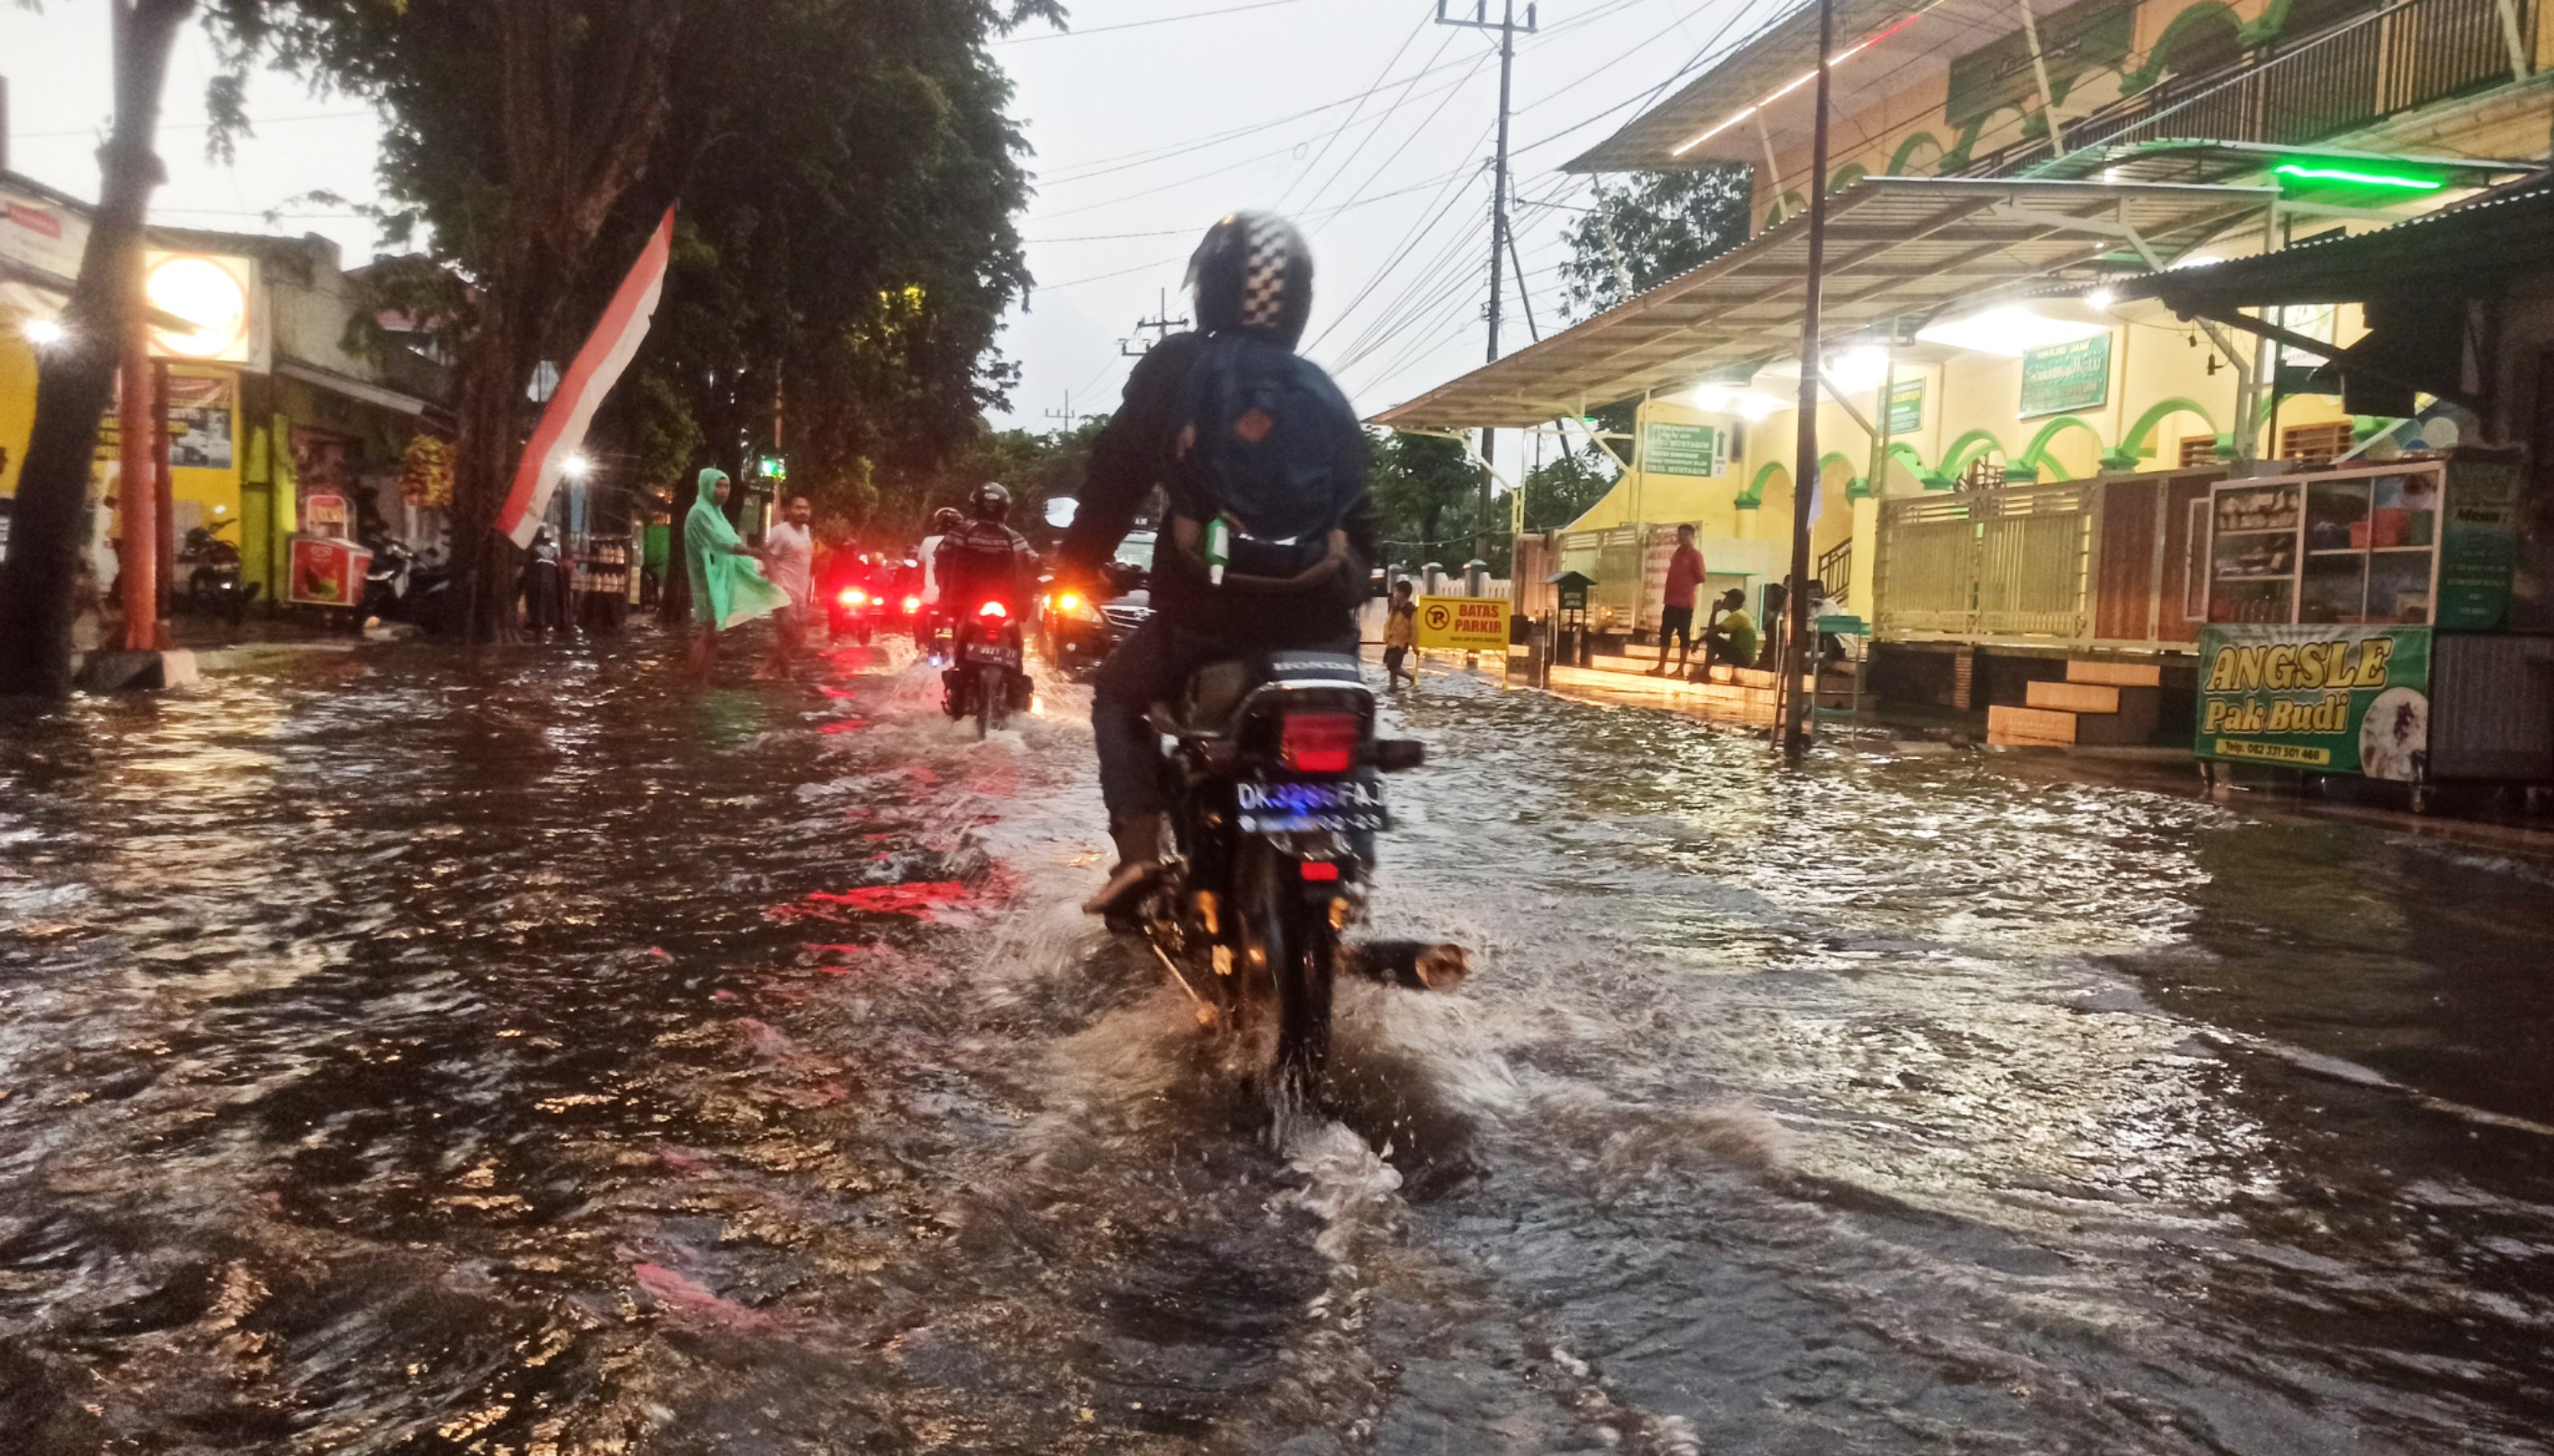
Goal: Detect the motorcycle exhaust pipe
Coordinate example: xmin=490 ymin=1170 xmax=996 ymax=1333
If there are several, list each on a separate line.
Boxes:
xmin=1346 ymin=939 xmax=1470 ymax=993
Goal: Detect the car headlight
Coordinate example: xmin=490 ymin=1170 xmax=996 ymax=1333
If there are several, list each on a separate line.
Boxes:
xmin=1053 ymin=591 xmax=1104 ymax=623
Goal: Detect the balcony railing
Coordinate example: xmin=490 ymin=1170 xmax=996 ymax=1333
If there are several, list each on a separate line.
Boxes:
xmin=1956 ymin=0 xmax=2537 ymax=177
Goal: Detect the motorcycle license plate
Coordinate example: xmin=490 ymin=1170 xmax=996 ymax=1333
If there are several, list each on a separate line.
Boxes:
xmin=963 ymin=641 xmax=1020 ymax=667
xmin=1233 ymin=779 xmax=1388 ymax=834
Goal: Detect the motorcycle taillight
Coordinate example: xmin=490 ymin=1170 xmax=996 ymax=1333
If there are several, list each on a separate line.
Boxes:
xmin=1278 ymin=713 xmax=1359 ymax=774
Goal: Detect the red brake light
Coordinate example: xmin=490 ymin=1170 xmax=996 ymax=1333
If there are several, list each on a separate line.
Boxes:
xmin=901 ymin=595 xmax=921 ymax=614
xmin=977 ymin=600 xmax=1008 ymax=619
xmin=1279 ymin=713 xmax=1359 ymax=774
xmin=1299 ymin=860 xmax=1341 ymax=883
xmin=840 ymin=588 xmax=866 ymax=608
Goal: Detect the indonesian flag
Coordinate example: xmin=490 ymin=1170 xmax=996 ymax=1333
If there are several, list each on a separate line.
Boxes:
xmin=497 ymin=208 xmax=676 ymax=547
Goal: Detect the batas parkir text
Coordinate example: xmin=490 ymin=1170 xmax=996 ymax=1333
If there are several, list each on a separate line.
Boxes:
xmin=2203 ymin=636 xmax=2399 ymax=693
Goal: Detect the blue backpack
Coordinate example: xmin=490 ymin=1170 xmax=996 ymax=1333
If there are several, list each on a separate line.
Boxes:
xmin=1169 ymin=333 xmax=1367 ymax=595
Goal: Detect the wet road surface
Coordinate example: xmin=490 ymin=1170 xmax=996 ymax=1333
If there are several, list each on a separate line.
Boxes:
xmin=1 ymin=634 xmax=2550 ymax=1454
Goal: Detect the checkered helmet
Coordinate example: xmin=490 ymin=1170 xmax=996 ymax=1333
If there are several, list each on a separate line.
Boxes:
xmin=1187 ymin=212 xmax=1313 ymax=350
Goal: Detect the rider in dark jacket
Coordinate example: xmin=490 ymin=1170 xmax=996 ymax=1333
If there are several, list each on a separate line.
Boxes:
xmin=1056 ymin=213 xmax=1379 ymax=913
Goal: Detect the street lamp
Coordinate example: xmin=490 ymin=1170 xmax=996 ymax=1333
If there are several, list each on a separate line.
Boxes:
xmin=22 ymin=318 xmax=68 ymax=350
xmin=559 ymin=452 xmax=594 ymax=480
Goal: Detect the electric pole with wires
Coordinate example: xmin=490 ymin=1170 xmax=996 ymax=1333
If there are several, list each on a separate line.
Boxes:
xmin=1437 ymin=0 xmax=1537 ymax=570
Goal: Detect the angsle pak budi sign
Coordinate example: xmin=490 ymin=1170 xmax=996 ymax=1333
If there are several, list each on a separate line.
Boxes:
xmin=1415 ymin=596 xmax=1508 ymax=653
xmin=2195 ymin=624 xmax=2431 ymax=780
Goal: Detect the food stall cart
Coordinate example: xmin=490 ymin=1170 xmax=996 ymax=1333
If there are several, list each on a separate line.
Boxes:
xmin=2197 ymin=447 xmax=2554 ymax=792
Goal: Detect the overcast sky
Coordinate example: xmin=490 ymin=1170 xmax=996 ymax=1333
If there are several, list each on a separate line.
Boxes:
xmin=2 ymin=0 xmax=1782 ymax=442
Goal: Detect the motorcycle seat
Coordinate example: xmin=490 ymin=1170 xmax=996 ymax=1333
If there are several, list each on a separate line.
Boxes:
xmin=1163 ymin=652 xmax=1365 ymax=737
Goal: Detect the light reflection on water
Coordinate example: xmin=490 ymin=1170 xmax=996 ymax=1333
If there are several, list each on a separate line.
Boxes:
xmin=0 ymin=640 xmax=2547 ymax=1454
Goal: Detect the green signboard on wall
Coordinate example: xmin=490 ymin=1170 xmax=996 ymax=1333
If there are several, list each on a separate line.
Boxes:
xmin=1642 ymin=422 xmax=1727 ymax=478
xmin=2018 ymin=334 xmax=2110 ymax=417
xmin=2195 ymin=624 xmax=2432 ymax=779
xmin=2437 ymin=448 xmax=2522 ymax=630
xmin=1886 ymin=377 xmax=1923 ymax=434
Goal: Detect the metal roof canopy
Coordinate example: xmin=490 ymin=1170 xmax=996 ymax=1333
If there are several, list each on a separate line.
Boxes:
xmin=1373 ymin=175 xmax=2272 ymax=432
xmin=2021 ymin=137 xmax=2542 ymax=188
xmin=2113 ymin=177 xmax=2554 ymax=307
xmin=1565 ymin=0 xmax=2014 ymax=174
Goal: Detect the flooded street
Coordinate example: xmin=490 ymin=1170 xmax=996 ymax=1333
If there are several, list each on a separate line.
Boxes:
xmin=2 ymin=633 xmax=2550 ymax=1455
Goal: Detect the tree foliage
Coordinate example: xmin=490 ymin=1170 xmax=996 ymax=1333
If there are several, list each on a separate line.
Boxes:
xmin=1367 ymin=431 xmax=1478 ymax=567
xmin=1557 ymin=166 xmax=1752 ymax=324
xmin=202 ymin=0 xmax=1057 ymax=630
xmin=1520 ymin=445 xmax=1617 ymax=534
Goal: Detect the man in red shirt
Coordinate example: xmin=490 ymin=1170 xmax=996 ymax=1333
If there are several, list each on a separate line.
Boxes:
xmin=1651 ymin=523 xmax=1707 ymax=676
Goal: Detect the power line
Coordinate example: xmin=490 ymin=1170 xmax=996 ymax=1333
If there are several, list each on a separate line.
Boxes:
xmin=1270 ymin=13 xmax=1448 ymax=216
xmin=1032 ymin=51 xmax=1487 ymax=185
xmin=996 ymin=0 xmax=1320 ymax=46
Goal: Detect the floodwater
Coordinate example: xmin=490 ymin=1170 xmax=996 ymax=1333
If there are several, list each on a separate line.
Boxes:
xmin=1 ymin=633 xmax=2550 ymax=1455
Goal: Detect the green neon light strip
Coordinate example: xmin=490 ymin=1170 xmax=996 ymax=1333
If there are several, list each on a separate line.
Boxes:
xmin=2273 ymin=162 xmax=2443 ymax=192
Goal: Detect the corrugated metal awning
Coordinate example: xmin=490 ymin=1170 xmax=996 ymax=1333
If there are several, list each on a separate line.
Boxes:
xmin=1565 ymin=0 xmax=2016 ymax=174
xmin=1372 ymin=175 xmax=2272 ymax=431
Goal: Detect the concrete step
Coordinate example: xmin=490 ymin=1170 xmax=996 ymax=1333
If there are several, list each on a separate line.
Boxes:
xmin=2028 ymin=680 xmax=2121 ymax=714
xmin=2066 ymin=659 xmax=2164 ymax=689
xmin=1989 ymin=701 xmax=2155 ymax=746
xmin=1988 ymin=705 xmax=2082 ymax=745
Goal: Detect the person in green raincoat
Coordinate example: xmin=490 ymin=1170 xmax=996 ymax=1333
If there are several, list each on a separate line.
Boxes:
xmin=683 ymin=467 xmax=792 ymax=678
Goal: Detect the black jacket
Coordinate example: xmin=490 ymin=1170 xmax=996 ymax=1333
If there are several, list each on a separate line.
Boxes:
xmin=1059 ymin=331 xmax=1378 ymax=646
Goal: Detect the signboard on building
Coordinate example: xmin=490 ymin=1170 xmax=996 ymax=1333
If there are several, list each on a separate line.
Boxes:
xmin=143 ymin=251 xmax=268 ymax=372
xmin=2019 ymin=333 xmax=2110 ymax=417
xmin=1887 ymin=377 xmax=1923 ymax=434
xmin=1414 ymin=595 xmax=1508 ymax=653
xmin=2195 ymin=624 xmax=2432 ymax=779
xmin=0 ymin=183 xmax=86 ymax=284
xmin=165 ymin=371 xmax=237 ymax=470
xmin=2437 ymin=448 xmax=2522 ymax=630
xmin=1641 ymin=421 xmax=1726 ymax=478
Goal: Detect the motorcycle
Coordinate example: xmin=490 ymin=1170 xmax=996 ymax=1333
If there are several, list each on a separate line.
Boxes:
xmin=1121 ymin=650 xmax=1451 ymax=1106
xmin=360 ymin=537 xmax=454 ymax=632
xmin=941 ymin=599 xmax=1032 ymax=739
xmin=178 ymin=519 xmax=258 ymax=624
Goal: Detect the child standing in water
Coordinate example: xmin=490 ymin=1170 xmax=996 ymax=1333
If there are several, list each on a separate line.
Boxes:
xmin=1382 ymin=580 xmax=1418 ymax=688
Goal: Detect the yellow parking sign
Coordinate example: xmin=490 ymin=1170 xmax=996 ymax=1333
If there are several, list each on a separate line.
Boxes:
xmin=1415 ymin=596 xmax=1508 ymax=653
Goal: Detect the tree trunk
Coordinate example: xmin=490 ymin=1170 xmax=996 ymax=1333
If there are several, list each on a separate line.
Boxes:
xmin=436 ymin=0 xmax=685 ymax=644
xmin=0 ymin=0 xmax=193 ymax=696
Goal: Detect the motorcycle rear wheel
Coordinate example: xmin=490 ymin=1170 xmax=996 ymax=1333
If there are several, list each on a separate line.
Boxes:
xmin=1243 ymin=842 xmax=1336 ymax=1108
xmin=975 ymin=664 xmax=1001 ymax=739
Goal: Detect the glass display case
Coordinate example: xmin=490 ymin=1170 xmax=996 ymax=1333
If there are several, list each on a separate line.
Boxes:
xmin=2206 ymin=463 xmax=2442 ymax=626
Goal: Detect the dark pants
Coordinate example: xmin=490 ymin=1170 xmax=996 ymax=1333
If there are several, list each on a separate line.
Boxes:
xmin=1659 ymin=604 xmax=1695 ymax=657
xmin=1093 ymin=618 xmax=1357 ymax=820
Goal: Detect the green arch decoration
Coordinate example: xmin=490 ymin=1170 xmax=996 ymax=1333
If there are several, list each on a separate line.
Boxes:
xmin=1888 ymin=131 xmax=1945 ymax=176
xmin=1886 ymin=441 xmax=1928 ymax=477
xmin=1737 ymin=460 xmax=1788 ymax=510
xmin=2121 ymin=2 xmax=2244 ymax=91
xmin=2019 ymin=415 xmax=2106 ymax=477
xmin=2105 ymin=395 xmax=2218 ymax=469
xmin=1763 ymin=191 xmax=1807 ymax=228
xmin=1940 ymin=428 xmax=2007 ymax=478
xmin=1828 ymin=163 xmax=1868 ymax=195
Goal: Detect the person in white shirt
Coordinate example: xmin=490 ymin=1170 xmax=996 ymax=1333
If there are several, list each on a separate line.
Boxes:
xmin=758 ymin=495 xmax=816 ymax=678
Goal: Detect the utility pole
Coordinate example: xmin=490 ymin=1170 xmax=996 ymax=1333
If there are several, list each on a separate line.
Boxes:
xmin=1045 ymin=393 xmax=1096 ymax=431
xmin=1782 ymin=0 xmax=1836 ymax=764
xmin=1438 ymin=0 xmax=1537 ymax=568
xmin=1120 ymin=289 xmax=1191 ymax=357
